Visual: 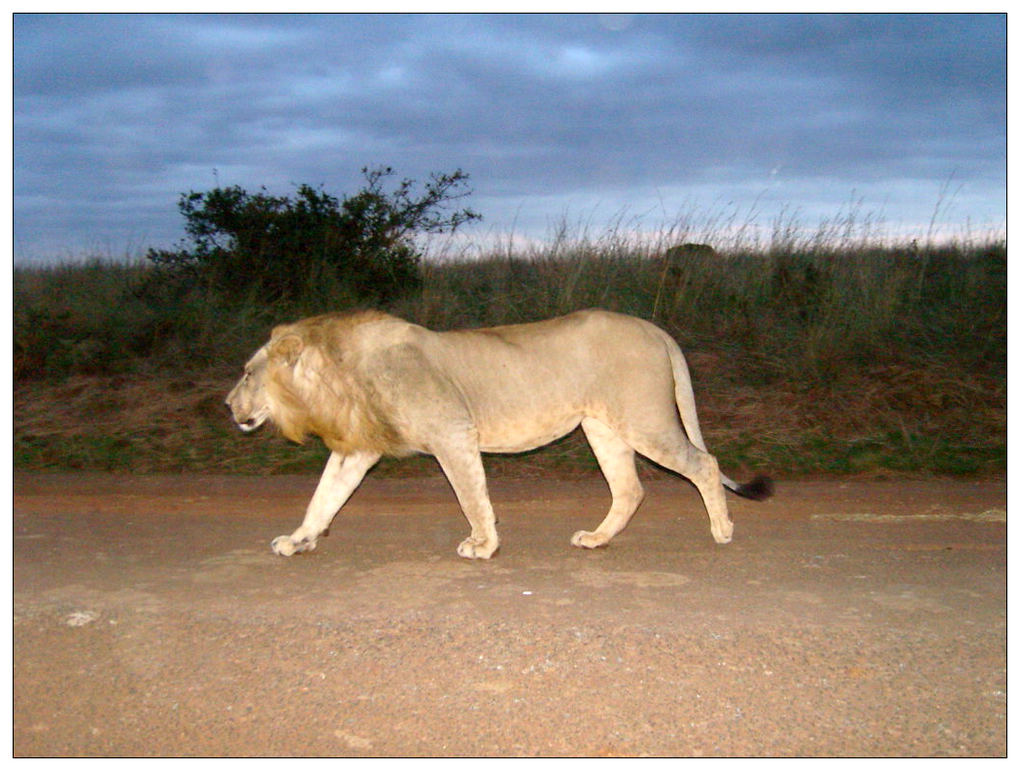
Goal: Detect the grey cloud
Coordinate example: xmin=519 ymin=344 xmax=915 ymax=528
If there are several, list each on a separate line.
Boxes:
xmin=13 ymin=13 xmax=1005 ymax=260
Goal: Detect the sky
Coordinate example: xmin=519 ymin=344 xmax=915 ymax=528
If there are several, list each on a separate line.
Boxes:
xmin=12 ymin=13 xmax=1006 ymax=263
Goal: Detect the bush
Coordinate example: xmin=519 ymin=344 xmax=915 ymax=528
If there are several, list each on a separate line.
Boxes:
xmin=146 ymin=166 xmax=481 ymax=307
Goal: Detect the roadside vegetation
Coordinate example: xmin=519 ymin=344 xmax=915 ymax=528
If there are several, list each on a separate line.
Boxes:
xmin=14 ymin=172 xmax=1005 ymax=478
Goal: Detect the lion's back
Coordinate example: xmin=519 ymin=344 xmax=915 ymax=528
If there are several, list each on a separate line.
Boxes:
xmin=288 ymin=308 xmax=665 ymax=367
xmin=434 ymin=309 xmax=663 ymax=354
xmin=421 ymin=309 xmax=676 ymax=410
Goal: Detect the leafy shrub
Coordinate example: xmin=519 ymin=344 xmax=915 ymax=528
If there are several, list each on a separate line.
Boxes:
xmin=146 ymin=166 xmax=481 ymax=307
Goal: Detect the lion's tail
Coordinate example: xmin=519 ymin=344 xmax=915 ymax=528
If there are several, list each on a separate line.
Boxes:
xmin=663 ymin=332 xmax=774 ymax=502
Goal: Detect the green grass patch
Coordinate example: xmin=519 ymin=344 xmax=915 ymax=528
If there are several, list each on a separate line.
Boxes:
xmin=14 ymin=227 xmax=1005 ymax=478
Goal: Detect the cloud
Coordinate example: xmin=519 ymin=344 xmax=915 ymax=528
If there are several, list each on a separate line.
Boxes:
xmin=13 ymin=13 xmax=1005 ymax=260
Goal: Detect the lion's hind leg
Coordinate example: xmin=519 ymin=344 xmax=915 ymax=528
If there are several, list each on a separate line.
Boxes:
xmin=571 ymin=417 xmax=645 ymax=549
xmin=633 ymin=435 xmax=733 ymax=545
xmin=272 ymin=451 xmax=380 ymax=556
xmin=684 ymin=450 xmax=733 ymax=544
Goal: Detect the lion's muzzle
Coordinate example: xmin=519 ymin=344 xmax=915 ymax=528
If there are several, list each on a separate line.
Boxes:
xmin=230 ymin=406 xmax=269 ymax=433
xmin=237 ymin=416 xmax=264 ymax=432
xmin=225 ymin=388 xmax=270 ymax=433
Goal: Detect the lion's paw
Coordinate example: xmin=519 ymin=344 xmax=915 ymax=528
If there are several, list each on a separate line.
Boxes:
xmin=571 ymin=530 xmax=610 ymax=549
xmin=710 ymin=519 xmax=734 ymax=545
xmin=271 ymin=535 xmax=317 ymax=556
xmin=457 ymin=537 xmax=499 ymax=560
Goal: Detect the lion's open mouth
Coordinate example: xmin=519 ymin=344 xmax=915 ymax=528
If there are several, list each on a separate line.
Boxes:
xmin=236 ymin=411 xmax=269 ymax=433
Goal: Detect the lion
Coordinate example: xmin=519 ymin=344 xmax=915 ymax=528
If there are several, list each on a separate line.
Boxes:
xmin=226 ymin=309 xmax=772 ymax=559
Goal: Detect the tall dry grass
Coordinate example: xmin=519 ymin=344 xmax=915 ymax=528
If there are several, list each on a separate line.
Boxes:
xmin=13 ymin=209 xmax=1005 ymax=476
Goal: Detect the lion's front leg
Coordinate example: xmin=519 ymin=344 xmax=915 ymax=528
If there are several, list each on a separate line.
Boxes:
xmin=433 ymin=436 xmax=500 ymax=560
xmin=272 ymin=451 xmax=380 ymax=557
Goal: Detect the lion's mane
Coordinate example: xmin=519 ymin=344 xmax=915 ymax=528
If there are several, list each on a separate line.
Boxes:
xmin=263 ymin=311 xmax=406 ymax=456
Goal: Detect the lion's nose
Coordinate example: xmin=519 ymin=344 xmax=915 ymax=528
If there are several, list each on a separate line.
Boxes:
xmin=225 ymin=400 xmax=243 ymax=426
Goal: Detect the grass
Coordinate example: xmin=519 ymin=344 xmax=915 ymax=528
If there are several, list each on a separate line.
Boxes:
xmin=13 ymin=215 xmax=1006 ymax=479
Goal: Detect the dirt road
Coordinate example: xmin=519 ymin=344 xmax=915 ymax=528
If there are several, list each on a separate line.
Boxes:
xmin=13 ymin=472 xmax=1005 ymax=757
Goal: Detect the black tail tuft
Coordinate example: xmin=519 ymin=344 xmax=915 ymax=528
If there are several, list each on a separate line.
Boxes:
xmin=734 ymin=475 xmax=774 ymax=501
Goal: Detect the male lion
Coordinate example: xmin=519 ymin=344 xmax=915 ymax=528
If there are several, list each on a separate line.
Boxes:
xmin=226 ymin=309 xmax=772 ymax=559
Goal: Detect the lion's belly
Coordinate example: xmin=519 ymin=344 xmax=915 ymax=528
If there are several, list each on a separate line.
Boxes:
xmin=476 ymin=413 xmax=583 ymax=454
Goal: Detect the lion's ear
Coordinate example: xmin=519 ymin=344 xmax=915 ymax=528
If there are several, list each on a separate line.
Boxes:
xmin=272 ymin=334 xmax=304 ymax=367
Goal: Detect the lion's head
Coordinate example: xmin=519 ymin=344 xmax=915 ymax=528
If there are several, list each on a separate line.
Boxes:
xmin=226 ymin=345 xmax=273 ymax=433
xmin=226 ymin=311 xmax=405 ymax=455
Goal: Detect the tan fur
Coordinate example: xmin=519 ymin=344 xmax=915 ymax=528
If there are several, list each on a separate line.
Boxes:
xmin=261 ymin=312 xmax=404 ymax=455
xmin=226 ymin=309 xmax=770 ymax=560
